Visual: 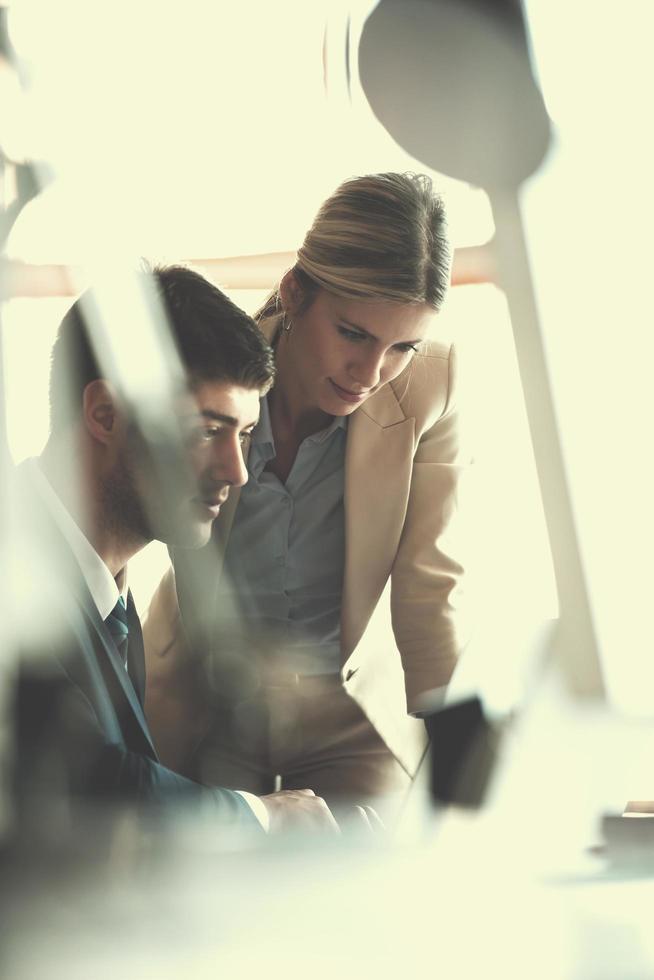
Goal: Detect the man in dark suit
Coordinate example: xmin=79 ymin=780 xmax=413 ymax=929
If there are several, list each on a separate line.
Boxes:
xmin=10 ymin=265 xmax=338 ymax=840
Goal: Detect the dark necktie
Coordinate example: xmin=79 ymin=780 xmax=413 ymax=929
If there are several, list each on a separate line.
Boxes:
xmin=105 ymin=596 xmax=129 ymax=667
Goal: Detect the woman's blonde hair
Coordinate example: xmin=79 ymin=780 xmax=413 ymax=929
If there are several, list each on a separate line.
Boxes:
xmin=257 ymin=172 xmax=451 ymax=327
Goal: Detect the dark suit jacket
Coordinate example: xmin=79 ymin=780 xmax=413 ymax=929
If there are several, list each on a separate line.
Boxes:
xmin=11 ymin=461 xmax=259 ymax=832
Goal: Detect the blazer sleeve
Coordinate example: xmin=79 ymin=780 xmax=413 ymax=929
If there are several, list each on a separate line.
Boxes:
xmin=390 ymin=343 xmax=470 ymax=712
xmin=13 ymin=636 xmax=261 ymax=832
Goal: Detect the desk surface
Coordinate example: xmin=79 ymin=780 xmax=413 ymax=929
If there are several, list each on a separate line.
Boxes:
xmin=5 ymin=671 xmax=654 ymax=979
xmin=3 ymin=823 xmax=654 ymax=980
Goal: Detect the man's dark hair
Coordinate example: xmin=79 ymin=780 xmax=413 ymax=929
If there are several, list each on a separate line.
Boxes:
xmin=49 ymin=264 xmax=275 ymax=432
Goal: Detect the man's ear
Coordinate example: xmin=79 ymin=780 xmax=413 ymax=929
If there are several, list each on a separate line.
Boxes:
xmin=82 ymin=379 xmax=118 ymax=445
xmin=279 ymin=269 xmax=305 ymax=317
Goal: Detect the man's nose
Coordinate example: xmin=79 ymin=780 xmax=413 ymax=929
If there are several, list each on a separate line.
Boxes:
xmin=213 ymin=435 xmax=249 ymax=488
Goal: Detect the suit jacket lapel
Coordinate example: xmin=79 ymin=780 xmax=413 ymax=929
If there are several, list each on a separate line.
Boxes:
xmin=16 ymin=460 xmax=157 ymax=757
xmin=126 ymin=592 xmax=146 ymax=706
xmin=341 ymin=383 xmax=416 ymax=659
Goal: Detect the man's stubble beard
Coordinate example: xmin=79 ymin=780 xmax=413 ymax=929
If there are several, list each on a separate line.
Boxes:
xmin=101 ymin=433 xmax=211 ymax=551
xmin=101 ymin=440 xmax=155 ymax=550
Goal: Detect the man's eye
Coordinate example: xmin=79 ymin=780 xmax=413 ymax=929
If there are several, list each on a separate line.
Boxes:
xmin=239 ymin=431 xmax=253 ymax=447
xmin=187 ymin=425 xmax=220 ymax=444
xmin=338 ymin=325 xmax=366 ymax=342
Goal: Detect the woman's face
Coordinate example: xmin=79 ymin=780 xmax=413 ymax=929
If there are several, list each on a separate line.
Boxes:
xmin=279 ymin=283 xmax=436 ymax=417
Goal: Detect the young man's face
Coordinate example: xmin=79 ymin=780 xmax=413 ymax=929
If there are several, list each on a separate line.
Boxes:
xmin=110 ymin=380 xmax=260 ymax=550
xmin=175 ymin=379 xmax=260 ymax=547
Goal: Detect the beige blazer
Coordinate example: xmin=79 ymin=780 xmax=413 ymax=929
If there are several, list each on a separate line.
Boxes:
xmin=143 ymin=337 xmax=468 ymax=776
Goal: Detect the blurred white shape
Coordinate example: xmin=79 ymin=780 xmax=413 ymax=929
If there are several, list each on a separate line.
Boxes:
xmin=0 ymin=54 xmax=33 ymax=163
xmin=440 ymin=283 xmax=558 ymax=614
xmin=128 ymin=540 xmax=171 ymax=618
xmin=2 ymin=297 xmax=69 ymax=461
xmin=80 ymin=263 xmax=185 ymax=420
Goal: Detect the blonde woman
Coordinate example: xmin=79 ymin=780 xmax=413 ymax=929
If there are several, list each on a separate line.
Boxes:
xmin=144 ymin=173 xmax=468 ymax=818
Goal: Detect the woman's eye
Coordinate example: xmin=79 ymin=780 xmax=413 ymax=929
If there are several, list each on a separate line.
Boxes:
xmin=338 ymin=325 xmax=366 ymax=342
xmin=396 ymin=343 xmax=418 ymax=354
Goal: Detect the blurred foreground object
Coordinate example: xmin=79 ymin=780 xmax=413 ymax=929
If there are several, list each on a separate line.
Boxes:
xmin=425 ymin=696 xmax=504 ymax=808
xmin=601 ymin=814 xmax=654 ymax=868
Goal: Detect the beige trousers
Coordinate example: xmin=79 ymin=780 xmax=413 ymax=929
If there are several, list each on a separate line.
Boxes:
xmin=189 ymin=673 xmax=411 ymax=820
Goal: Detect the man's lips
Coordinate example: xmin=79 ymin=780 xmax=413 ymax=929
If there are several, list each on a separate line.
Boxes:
xmin=195 ymin=492 xmax=229 ymax=517
xmin=329 ymin=379 xmax=371 ymax=403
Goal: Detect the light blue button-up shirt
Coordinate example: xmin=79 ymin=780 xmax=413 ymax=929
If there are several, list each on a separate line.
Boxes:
xmin=219 ymin=396 xmax=347 ymax=676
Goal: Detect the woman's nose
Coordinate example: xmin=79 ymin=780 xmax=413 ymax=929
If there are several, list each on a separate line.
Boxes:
xmin=349 ymin=349 xmax=384 ymax=389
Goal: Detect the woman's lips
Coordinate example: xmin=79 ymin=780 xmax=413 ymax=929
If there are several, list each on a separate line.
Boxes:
xmin=329 ymin=379 xmax=369 ymax=404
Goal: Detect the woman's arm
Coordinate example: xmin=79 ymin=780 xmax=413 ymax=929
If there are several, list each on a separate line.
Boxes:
xmin=390 ymin=343 xmax=471 ymax=712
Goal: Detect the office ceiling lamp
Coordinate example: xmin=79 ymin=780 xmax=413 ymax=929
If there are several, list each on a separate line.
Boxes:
xmin=359 ymin=0 xmax=550 ymax=188
xmin=360 ymin=0 xmax=606 ymax=706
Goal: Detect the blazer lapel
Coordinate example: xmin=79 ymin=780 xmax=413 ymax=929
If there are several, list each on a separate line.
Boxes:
xmin=341 ymin=384 xmax=416 ymax=659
